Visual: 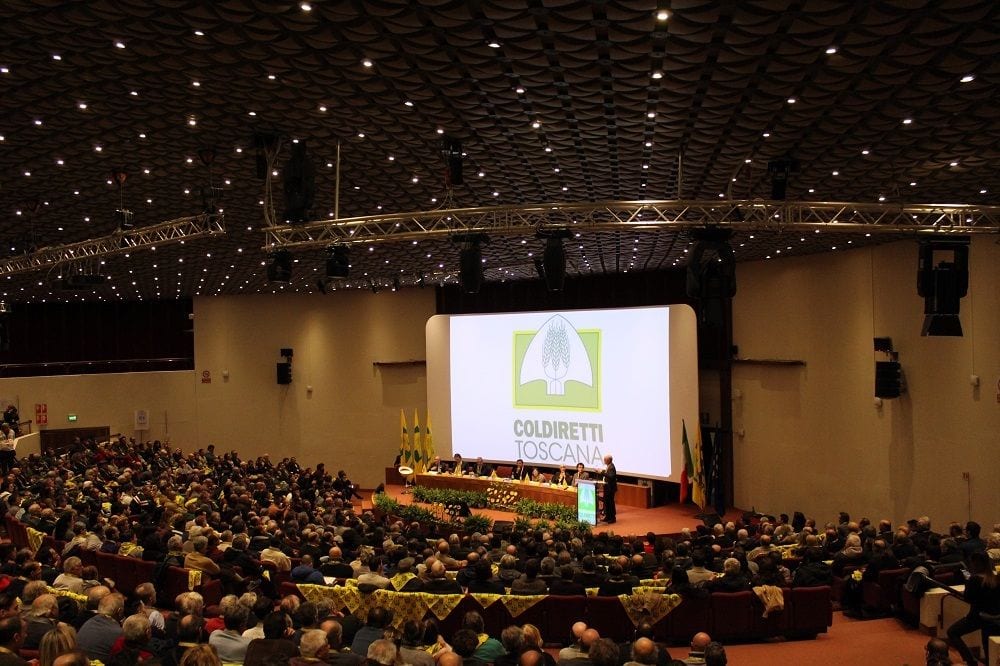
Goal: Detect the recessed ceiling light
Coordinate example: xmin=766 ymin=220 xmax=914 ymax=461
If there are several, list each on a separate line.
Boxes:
xmin=193 ymin=30 xmax=204 ymax=36
xmin=647 ymin=111 xmax=656 ymax=118
xmin=0 ymin=67 xmax=8 ymax=74
xmin=267 ymin=74 xmax=276 ymax=80
xmin=902 ymin=118 xmax=912 ymax=124
xmin=94 ymin=145 xmax=102 ymax=152
xmin=787 ymin=97 xmax=796 ymax=104
xmin=130 ymin=90 xmax=138 ymax=96
xmin=651 ymin=71 xmax=663 ymax=80
xmin=388 ymin=155 xmax=395 ymax=161
xmin=33 ymin=119 xmax=42 ymax=126
xmin=861 ymin=149 xmax=869 ymax=155
xmin=300 ymin=2 xmax=312 ymax=10
xmin=477 ymin=171 xmax=485 ymax=177
xmin=980 ymin=188 xmax=988 ymax=194
xmin=762 ymin=132 xmax=770 ymax=137
xmin=950 ymin=161 xmax=958 ymax=167
xmin=487 ymin=41 xmax=501 ymax=48
xmin=831 ymin=170 xmax=839 ymax=176
xmin=23 ymin=171 xmax=30 ymax=177
xmin=960 ymin=74 xmax=975 ymax=83
xmin=404 ymin=100 xmax=413 ymax=107
xmin=192 ymin=80 xmax=200 ymax=87
xmin=114 ymin=40 xmax=126 ymax=49
xmin=909 ymin=181 xmax=916 ymax=186
xmin=248 ymin=111 xmax=256 ymax=116
xmin=56 ymin=159 xmax=64 ymax=165
xmin=52 ymin=54 xmax=62 ymax=61
xmin=655 ymin=10 xmax=669 ymax=21
xmin=531 ymin=121 xmax=541 ymax=129
xmin=825 ymin=46 xmax=838 ymax=55
xmin=77 ymin=102 xmax=87 ymax=110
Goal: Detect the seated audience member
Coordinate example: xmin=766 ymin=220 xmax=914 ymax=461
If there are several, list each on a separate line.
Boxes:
xmin=462 ymin=612 xmax=505 ymax=663
xmin=924 ymin=638 xmax=951 ymax=666
xmin=23 ymin=594 xmax=60 ymax=649
xmin=320 ymin=547 xmax=354 ymax=579
xmin=588 ymin=638 xmax=620 ymax=666
xmin=703 ymin=641 xmax=727 ymax=666
xmin=290 ymin=554 xmax=325 ymax=585
xmin=557 ymin=622 xmax=588 ymax=662
xmin=549 ymin=566 xmax=586 ymax=596
xmin=623 ymin=637 xmax=658 ymax=666
xmin=521 ymin=624 xmax=556 ymax=666
xmin=77 ymin=592 xmax=125 ymax=663
xmin=260 ymin=538 xmax=292 ymax=572
xmin=319 ymin=619 xmax=364 ymax=666
xmin=597 ymin=563 xmax=633 ymax=597
xmin=53 ymin=557 xmax=85 ymax=595
xmin=399 ymin=621 xmax=435 ymax=666
xmin=367 ymin=639 xmax=398 ymax=666
xmin=350 ymin=607 xmax=392 ymax=658
xmin=177 ymin=644 xmax=221 ymax=666
xmin=707 ymin=558 xmax=751 ymax=593
xmin=946 ymin=551 xmax=1000 ymax=666
xmin=632 ymin=622 xmax=671 ymax=666
xmin=831 ymin=534 xmax=867 ymax=577
xmin=244 ymin=611 xmax=297 ymax=666
xmin=185 ymin=536 xmax=221 ymax=577
xmin=208 ymin=604 xmax=251 ymax=664
xmin=511 ymin=559 xmax=548 ymax=595
xmin=495 ymin=626 xmax=523 ymax=666
xmin=289 ymin=629 xmax=330 ymax=666
xmin=861 ymin=539 xmax=900 ymax=582
xmin=108 ymin=613 xmax=158 ymax=663
xmin=39 ymin=625 xmax=79 ymax=666
xmin=561 ymin=628 xmax=600 ymax=666
xmin=683 ymin=632 xmax=711 ymax=665
xmin=423 ymin=561 xmax=463 ymax=594
xmin=0 ymin=616 xmax=26 ymax=666
xmin=792 ymin=548 xmax=833 ymax=587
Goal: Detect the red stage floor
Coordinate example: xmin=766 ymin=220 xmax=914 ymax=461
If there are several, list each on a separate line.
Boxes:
xmin=367 ymin=485 xmax=742 ymax=537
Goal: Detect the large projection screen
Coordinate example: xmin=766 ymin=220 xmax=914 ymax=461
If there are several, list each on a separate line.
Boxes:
xmin=426 ymin=305 xmax=699 ymax=482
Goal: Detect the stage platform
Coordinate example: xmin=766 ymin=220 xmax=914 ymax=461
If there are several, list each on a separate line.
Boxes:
xmin=368 ymin=484 xmax=743 ymax=537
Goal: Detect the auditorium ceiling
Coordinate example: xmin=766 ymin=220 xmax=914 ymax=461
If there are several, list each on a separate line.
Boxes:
xmin=0 ymin=0 xmax=998 ymax=302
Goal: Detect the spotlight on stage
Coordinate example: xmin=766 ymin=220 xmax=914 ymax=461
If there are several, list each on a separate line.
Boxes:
xmin=917 ymin=237 xmax=969 ymax=336
xmin=267 ymin=250 xmax=293 ymax=283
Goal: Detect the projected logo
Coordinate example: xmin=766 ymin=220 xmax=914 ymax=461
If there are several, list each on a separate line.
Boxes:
xmin=514 ymin=315 xmax=600 ymax=410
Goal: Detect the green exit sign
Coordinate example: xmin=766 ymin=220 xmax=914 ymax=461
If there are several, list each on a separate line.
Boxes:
xmin=67 ymin=414 xmax=77 ymax=422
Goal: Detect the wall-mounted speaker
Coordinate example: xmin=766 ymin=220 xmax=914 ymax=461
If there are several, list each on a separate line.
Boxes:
xmin=875 ymin=361 xmax=902 ymax=398
xmin=277 ymin=362 xmax=292 ymax=385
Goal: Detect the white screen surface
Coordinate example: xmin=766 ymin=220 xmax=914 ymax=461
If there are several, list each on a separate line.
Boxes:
xmin=448 ymin=307 xmax=673 ymax=479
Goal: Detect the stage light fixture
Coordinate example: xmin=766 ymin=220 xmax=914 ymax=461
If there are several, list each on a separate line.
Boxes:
xmin=267 ymin=250 xmax=293 ymax=283
xmin=917 ymin=237 xmax=969 ymax=336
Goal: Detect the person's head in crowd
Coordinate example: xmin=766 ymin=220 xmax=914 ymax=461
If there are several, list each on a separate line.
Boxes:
xmin=262 ymin=611 xmax=291 ymax=640
xmin=367 ymin=638 xmax=398 ymax=666
xmin=500 ymin=625 xmax=523 ymax=655
xmin=0 ymin=593 xmax=19 ymax=620
xmin=441 ymin=652 xmax=464 ymax=666
xmin=122 ymin=613 xmax=152 ymax=647
xmin=704 ymin=641 xmax=727 ymax=666
xmin=581 ymin=628 xmax=600 ymax=651
xmin=519 ymin=650 xmax=543 ymax=666
xmin=299 ymin=628 xmax=330 ymax=660
xmin=521 ymin=624 xmax=546 ymax=651
xmin=178 ymin=613 xmax=206 ymax=644
xmin=39 ymin=624 xmax=78 ymax=666
xmin=461 ymin=611 xmax=487 ymax=635
xmin=0 ymin=615 xmax=24 ymax=651
xmin=631 ymin=637 xmax=658 ymax=665
xmin=179 ymin=644 xmax=223 ymax=666
xmin=30 ymin=594 xmax=60 ymax=620
xmin=98 ymin=592 xmax=125 ymax=621
xmin=295 ymin=602 xmax=318 ymax=630
xmin=451 ymin=628 xmax=480 ymax=658
xmin=589 ymin=638 xmax=620 ymax=666
xmin=22 ymin=579 xmax=50 ymax=605
xmin=925 ymin=637 xmax=951 ymax=665
xmin=366 ymin=606 xmax=392 ymax=629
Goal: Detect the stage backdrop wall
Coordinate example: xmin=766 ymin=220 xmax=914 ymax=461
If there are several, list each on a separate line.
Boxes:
xmin=191 ymin=290 xmax=435 ymax=489
xmin=731 ymin=236 xmax=1000 ymax=528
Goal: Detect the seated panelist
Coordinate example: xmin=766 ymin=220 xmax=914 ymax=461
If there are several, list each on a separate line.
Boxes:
xmin=427 ymin=455 xmax=446 ymax=473
xmin=471 ymin=457 xmax=492 ymax=477
xmin=452 ymin=453 xmax=465 ymax=475
xmin=572 ymin=462 xmax=591 ymax=486
xmin=553 ymin=465 xmax=570 ymax=485
xmin=509 ymin=459 xmax=528 ymax=481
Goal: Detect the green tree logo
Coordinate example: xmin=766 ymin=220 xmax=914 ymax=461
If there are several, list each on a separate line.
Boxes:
xmin=514 ymin=315 xmax=600 ymax=410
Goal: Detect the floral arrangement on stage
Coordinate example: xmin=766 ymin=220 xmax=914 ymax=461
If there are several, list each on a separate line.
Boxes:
xmin=486 ymin=480 xmax=520 ymax=510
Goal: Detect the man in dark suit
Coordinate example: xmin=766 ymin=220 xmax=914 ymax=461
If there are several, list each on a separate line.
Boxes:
xmin=470 ymin=457 xmax=492 ymax=477
xmin=549 ymin=565 xmax=586 ymax=595
xmin=602 ymin=455 xmax=617 ymax=524
xmin=422 ymin=561 xmax=463 ymax=594
xmin=244 ymin=611 xmax=297 ymax=666
xmin=509 ymin=459 xmax=528 ymax=481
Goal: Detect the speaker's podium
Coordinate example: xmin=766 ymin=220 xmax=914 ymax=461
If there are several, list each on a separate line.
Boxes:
xmin=577 ymin=479 xmax=601 ymax=525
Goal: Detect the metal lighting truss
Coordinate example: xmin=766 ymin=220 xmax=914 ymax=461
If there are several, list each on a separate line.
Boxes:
xmin=262 ymin=200 xmax=1000 ymax=250
xmin=0 ymin=213 xmax=225 ymax=277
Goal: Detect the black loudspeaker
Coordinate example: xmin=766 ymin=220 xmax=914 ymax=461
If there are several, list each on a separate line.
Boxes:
xmin=280 ymin=348 xmax=293 ymax=358
xmin=917 ymin=238 xmax=969 ymax=337
xmin=875 ymin=361 xmax=902 ymax=398
xmin=443 ymin=137 xmax=463 ymax=186
xmin=767 ymin=158 xmax=800 ymax=200
xmin=459 ymin=245 xmax=482 ymax=294
xmin=542 ymin=238 xmax=566 ymax=291
xmin=277 ymin=362 xmax=292 ymax=385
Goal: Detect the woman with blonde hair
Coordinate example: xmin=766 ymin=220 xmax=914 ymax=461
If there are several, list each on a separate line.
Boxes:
xmin=179 ymin=644 xmax=223 ymax=666
xmin=39 ymin=624 xmax=78 ymax=666
xmin=520 ymin=624 xmax=556 ymax=666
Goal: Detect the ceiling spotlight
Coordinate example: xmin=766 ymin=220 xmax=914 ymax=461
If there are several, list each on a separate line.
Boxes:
xmin=787 ymin=97 xmax=796 ymax=104
xmin=362 ymin=58 xmax=373 ymax=67
xmin=651 ymin=71 xmax=663 ymax=79
xmin=487 ymin=41 xmax=501 ymax=48
xmin=300 ymin=2 xmax=312 ymax=11
xmin=267 ymin=250 xmax=293 ymax=283
xmin=655 ymin=9 xmax=669 ymax=21
xmin=902 ymin=118 xmax=912 ymax=124
xmin=193 ymin=30 xmax=204 ymax=36
xmin=825 ymin=46 xmax=837 ymax=54
xmin=114 ymin=40 xmax=126 ymax=49
xmin=960 ymin=74 xmax=975 ymax=83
